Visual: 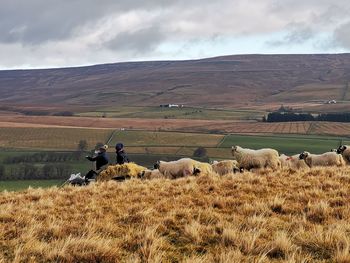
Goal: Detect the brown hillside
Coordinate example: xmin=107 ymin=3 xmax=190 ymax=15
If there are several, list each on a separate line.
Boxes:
xmin=1 ymin=168 xmax=350 ymax=262
xmin=1 ymin=54 xmax=350 ymax=108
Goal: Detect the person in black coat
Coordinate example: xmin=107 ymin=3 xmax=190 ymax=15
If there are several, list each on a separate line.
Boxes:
xmin=115 ymin=143 xmax=130 ymax=165
xmin=85 ymin=144 xmax=109 ymax=181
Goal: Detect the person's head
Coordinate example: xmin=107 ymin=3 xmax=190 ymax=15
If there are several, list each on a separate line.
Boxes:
xmin=115 ymin=143 xmax=124 ymax=152
xmin=99 ymin=144 xmax=108 ymax=152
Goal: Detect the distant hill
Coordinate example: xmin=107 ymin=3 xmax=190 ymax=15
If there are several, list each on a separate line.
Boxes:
xmin=1 ymin=54 xmax=350 ymax=108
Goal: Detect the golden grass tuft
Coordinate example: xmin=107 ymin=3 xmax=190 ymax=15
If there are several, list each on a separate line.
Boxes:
xmin=1 ymin=167 xmax=350 ymax=262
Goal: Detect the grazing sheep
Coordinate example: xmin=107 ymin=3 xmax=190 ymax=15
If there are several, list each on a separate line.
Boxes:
xmin=337 ymin=145 xmax=350 ymax=164
xmin=279 ymin=154 xmax=309 ymax=170
xmin=141 ymin=169 xmax=165 ymax=180
xmin=193 ymin=160 xmax=213 ymax=176
xmin=231 ymin=146 xmax=280 ymax=171
xmin=299 ymin=151 xmax=345 ymax=168
xmin=154 ymin=158 xmax=201 ymax=179
xmin=211 ymin=160 xmax=240 ymax=175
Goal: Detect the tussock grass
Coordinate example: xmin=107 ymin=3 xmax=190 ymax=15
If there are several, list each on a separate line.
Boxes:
xmin=1 ymin=167 xmax=350 ymax=262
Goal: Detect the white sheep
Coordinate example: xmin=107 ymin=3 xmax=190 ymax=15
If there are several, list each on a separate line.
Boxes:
xmin=337 ymin=145 xmax=350 ymax=165
xmin=299 ymin=151 xmax=345 ymax=168
xmin=154 ymin=158 xmax=201 ymax=179
xmin=231 ymin=145 xmax=280 ymax=171
xmin=141 ymin=169 xmax=165 ymax=180
xmin=279 ymin=154 xmax=309 ymax=170
xmin=211 ymin=160 xmax=240 ymax=175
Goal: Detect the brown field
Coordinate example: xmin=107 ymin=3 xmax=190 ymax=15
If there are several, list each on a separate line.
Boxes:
xmin=0 ymin=115 xmax=233 ymax=132
xmin=0 ymin=127 xmax=113 ymax=150
xmin=1 ymin=167 xmax=350 ymax=262
xmin=2 ymin=115 xmax=350 ymax=137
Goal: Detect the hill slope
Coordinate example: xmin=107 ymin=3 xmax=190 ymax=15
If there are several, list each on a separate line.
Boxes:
xmin=1 ymin=168 xmax=350 ymax=262
xmin=1 ymin=54 xmax=350 ymax=108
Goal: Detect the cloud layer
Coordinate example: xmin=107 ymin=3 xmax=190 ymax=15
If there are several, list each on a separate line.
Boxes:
xmin=1 ymin=0 xmax=350 ymax=68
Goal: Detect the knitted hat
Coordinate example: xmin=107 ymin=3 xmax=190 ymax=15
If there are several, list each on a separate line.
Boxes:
xmin=115 ymin=143 xmax=124 ymax=150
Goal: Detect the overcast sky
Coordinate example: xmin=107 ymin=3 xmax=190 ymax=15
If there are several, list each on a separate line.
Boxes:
xmin=0 ymin=0 xmax=350 ymax=69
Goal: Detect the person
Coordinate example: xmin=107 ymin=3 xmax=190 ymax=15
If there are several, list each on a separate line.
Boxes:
xmin=115 ymin=142 xmax=129 ymax=165
xmin=85 ymin=144 xmax=110 ymax=181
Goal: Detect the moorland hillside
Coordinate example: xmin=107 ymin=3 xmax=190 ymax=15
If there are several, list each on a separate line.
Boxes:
xmin=1 ymin=54 xmax=350 ymax=109
xmin=1 ymin=167 xmax=350 ymax=262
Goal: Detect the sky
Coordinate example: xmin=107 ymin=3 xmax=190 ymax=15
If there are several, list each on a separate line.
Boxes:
xmin=0 ymin=0 xmax=350 ymax=69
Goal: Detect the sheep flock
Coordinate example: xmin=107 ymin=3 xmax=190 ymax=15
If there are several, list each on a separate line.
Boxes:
xmin=97 ymin=144 xmax=350 ymax=181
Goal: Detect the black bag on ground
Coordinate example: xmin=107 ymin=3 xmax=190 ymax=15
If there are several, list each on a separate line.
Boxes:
xmin=85 ymin=170 xmax=98 ymax=180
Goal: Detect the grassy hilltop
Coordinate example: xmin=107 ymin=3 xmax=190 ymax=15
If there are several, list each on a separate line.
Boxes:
xmin=1 ymin=167 xmax=350 ymax=262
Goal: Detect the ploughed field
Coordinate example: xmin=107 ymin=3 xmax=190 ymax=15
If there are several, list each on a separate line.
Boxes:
xmin=3 ymin=115 xmax=350 ymax=136
xmin=1 ymin=167 xmax=350 ymax=262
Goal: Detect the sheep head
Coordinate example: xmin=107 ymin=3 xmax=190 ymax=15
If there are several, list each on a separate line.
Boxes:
xmin=299 ymin=151 xmax=309 ymax=160
xmin=337 ymin=145 xmax=347 ymax=154
xmin=193 ymin=167 xmax=201 ymax=176
xmin=231 ymin=146 xmax=239 ymax=155
xmin=154 ymin=161 xmax=160 ymax=169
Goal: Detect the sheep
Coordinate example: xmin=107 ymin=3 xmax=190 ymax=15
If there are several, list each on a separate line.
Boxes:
xmin=193 ymin=160 xmax=213 ymax=176
xmin=231 ymin=145 xmax=280 ymax=171
xmin=154 ymin=158 xmax=201 ymax=179
xmin=141 ymin=169 xmax=165 ymax=180
xmin=279 ymin=154 xmax=309 ymax=170
xmin=337 ymin=145 xmax=350 ymax=164
xmin=211 ymin=160 xmax=240 ymax=175
xmin=299 ymin=151 xmax=345 ymax=168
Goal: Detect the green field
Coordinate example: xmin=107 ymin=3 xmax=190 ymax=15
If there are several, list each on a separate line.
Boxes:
xmin=220 ymin=134 xmax=349 ymax=155
xmin=0 ymin=180 xmax=63 ymax=192
xmin=77 ymin=106 xmax=265 ymax=120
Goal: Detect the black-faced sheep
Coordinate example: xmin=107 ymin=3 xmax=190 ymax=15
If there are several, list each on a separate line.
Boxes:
xmin=141 ymin=169 xmax=165 ymax=180
xmin=337 ymin=145 xmax=350 ymax=164
xmin=279 ymin=154 xmax=309 ymax=170
xmin=193 ymin=160 xmax=213 ymax=176
xmin=211 ymin=160 xmax=240 ymax=175
xmin=299 ymin=151 xmax=345 ymax=168
xmin=231 ymin=146 xmax=280 ymax=170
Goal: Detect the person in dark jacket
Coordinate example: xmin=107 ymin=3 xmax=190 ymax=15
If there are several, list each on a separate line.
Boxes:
xmin=115 ymin=143 xmax=129 ymax=165
xmin=85 ymin=144 xmax=109 ymax=181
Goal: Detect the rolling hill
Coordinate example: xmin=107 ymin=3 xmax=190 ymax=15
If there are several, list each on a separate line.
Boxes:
xmin=1 ymin=54 xmax=350 ymax=109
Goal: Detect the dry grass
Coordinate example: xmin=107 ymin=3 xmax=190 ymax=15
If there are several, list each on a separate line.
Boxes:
xmin=1 ymin=167 xmax=350 ymax=262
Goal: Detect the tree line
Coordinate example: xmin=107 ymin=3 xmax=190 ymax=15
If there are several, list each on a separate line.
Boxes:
xmin=5 ymin=152 xmax=82 ymax=164
xmin=265 ymin=112 xmax=350 ymax=122
xmin=0 ymin=163 xmax=72 ymax=180
xmin=0 ymin=140 xmax=91 ymax=180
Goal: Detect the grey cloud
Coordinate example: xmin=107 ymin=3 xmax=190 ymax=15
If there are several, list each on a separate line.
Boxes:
xmin=333 ymin=21 xmax=350 ymax=49
xmin=267 ymin=24 xmax=315 ymax=47
xmin=0 ymin=0 xmax=178 ymax=45
xmin=105 ymin=27 xmax=165 ymax=54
